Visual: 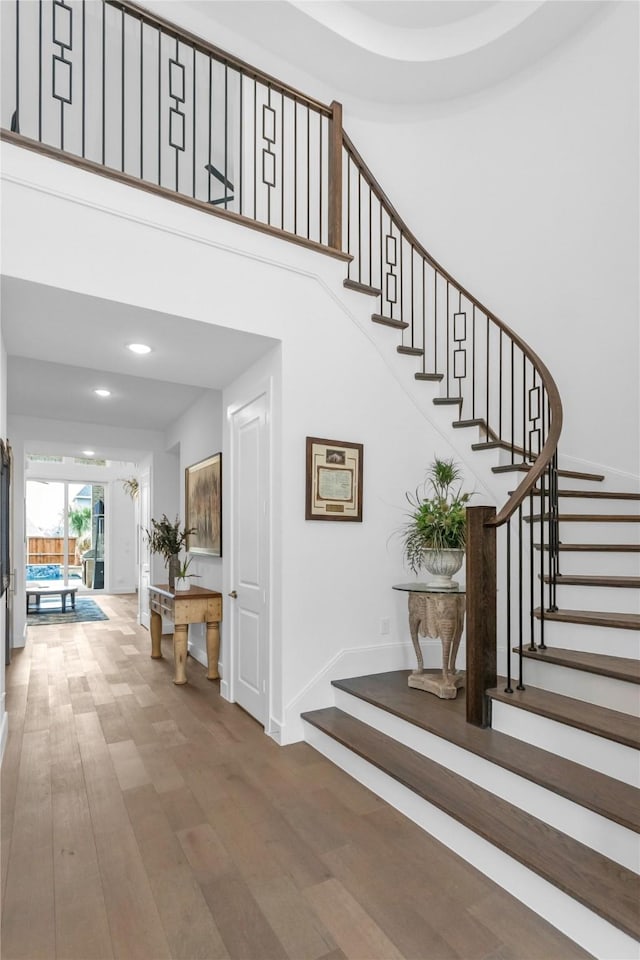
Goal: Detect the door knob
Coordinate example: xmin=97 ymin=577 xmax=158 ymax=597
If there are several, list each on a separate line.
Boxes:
xmin=228 ymin=590 xmax=238 ymax=599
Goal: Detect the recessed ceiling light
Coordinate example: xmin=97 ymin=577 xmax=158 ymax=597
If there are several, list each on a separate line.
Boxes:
xmin=83 ymin=450 xmax=95 ymax=457
xmin=127 ymin=342 xmax=152 ymax=355
xmin=94 ymin=388 xmax=111 ymax=398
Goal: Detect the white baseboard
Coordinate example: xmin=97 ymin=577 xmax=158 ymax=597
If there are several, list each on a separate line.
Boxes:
xmin=0 ymin=706 xmax=8 ymax=766
xmin=304 ymin=724 xmax=640 ymax=960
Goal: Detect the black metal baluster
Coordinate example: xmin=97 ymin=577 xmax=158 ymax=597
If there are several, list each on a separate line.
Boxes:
xmin=38 ymin=0 xmax=42 ymax=140
xmin=485 ymin=318 xmax=490 ymax=439
xmin=528 ymin=483 xmax=536 ymax=652
xmin=293 ymin=99 xmax=297 ymax=235
xmin=505 ymin=520 xmax=513 ymax=693
xmin=157 ymin=26 xmax=161 ymax=185
xmin=517 ymin=504 xmax=525 ymax=689
xmin=140 ymin=18 xmax=144 ymax=178
xmin=357 ymin=171 xmax=362 ymax=282
xmin=253 ymin=78 xmax=257 ymax=219
xmin=445 ymin=284 xmax=450 ymax=394
xmin=522 ymin=352 xmax=527 ymax=464
xmin=410 ymin=244 xmax=414 ymax=348
xmin=368 ymin=179 xmax=372 ymax=287
xmin=399 ymin=231 xmax=404 ymax=325
xmin=378 ymin=194 xmax=382 ymax=294
xmin=81 ymin=0 xmax=85 ymax=156
xmin=345 ymin=153 xmax=350 ymax=275
xmin=510 ymin=340 xmax=515 ymax=461
xmin=433 ymin=270 xmax=437 ymax=374
xmin=102 ymin=3 xmax=106 ymax=165
xmin=191 ymin=46 xmax=195 ymax=198
xmin=280 ymin=93 xmax=284 ymax=230
xmin=239 ymin=74 xmax=243 ymax=215
xmin=121 ymin=8 xmax=126 ymax=172
xmin=266 ymin=85 xmax=271 ymax=224
xmin=318 ymin=110 xmax=323 ymax=243
xmin=499 ymin=329 xmax=503 ymax=441
xmin=208 ymin=59 xmax=213 ymax=203
xmin=306 ymin=105 xmax=310 ymax=239
xmin=472 ymin=305 xmax=476 ymax=418
xmin=223 ymin=63 xmax=228 ymax=209
xmin=422 ymin=257 xmax=426 ymax=368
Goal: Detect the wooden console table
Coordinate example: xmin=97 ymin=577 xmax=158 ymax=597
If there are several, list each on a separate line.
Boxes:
xmin=393 ymin=583 xmax=466 ymax=699
xmin=149 ymin=584 xmax=222 ymax=685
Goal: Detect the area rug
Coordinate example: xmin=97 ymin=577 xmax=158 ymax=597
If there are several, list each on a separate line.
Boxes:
xmin=27 ymin=597 xmax=109 ymax=627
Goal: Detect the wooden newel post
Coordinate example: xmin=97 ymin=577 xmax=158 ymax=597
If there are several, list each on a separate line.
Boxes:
xmin=328 ymin=100 xmax=343 ymax=251
xmin=466 ymin=505 xmax=497 ymax=727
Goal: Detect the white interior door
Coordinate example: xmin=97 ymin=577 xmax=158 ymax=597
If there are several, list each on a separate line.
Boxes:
xmin=230 ymin=392 xmax=269 ymax=725
xmin=138 ymin=469 xmax=151 ymax=629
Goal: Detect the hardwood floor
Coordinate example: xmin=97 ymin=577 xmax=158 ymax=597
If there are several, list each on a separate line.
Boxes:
xmin=1 ymin=594 xmax=592 ymax=960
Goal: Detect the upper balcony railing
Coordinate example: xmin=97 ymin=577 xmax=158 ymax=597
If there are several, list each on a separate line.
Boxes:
xmin=1 ymin=0 xmax=563 ymax=727
xmin=1 ymin=0 xmax=345 ymax=257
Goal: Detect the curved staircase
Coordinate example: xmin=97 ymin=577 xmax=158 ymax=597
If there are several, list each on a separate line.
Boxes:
xmin=303 ymin=135 xmax=639 ymax=958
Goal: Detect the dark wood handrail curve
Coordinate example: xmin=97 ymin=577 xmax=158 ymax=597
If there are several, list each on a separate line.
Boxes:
xmin=342 ymin=130 xmax=563 ymax=526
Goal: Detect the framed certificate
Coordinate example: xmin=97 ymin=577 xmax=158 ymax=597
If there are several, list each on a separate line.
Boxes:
xmin=305 ymin=437 xmax=363 ymax=522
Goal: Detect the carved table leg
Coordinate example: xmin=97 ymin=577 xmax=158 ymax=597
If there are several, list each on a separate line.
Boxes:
xmin=150 ymin=609 xmax=163 ymax=659
xmin=206 ymin=620 xmax=220 ymax=680
xmin=173 ymin=624 xmax=188 ymax=684
xmin=409 ymin=611 xmax=425 ymax=674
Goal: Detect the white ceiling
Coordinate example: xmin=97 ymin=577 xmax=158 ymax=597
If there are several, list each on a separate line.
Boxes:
xmin=2 ymin=277 xmax=278 ymax=431
xmin=187 ymin=0 xmax=606 ymax=105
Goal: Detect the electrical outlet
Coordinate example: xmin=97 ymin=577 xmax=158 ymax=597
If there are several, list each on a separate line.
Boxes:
xmin=380 ymin=617 xmax=390 ymax=636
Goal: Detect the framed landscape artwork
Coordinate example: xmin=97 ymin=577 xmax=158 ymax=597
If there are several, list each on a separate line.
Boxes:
xmin=185 ymin=453 xmax=222 ymax=556
xmin=305 ymin=437 xmax=363 ymax=522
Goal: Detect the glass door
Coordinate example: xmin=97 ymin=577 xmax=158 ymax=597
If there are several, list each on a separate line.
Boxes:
xmin=25 ymin=480 xmax=106 ymax=590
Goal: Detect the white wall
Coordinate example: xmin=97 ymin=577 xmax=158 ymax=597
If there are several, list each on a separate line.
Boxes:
xmin=0 ymin=310 xmax=7 ymax=761
xmin=344 ymin=2 xmax=639 ymax=479
xmin=165 ymin=389 xmax=223 ymax=665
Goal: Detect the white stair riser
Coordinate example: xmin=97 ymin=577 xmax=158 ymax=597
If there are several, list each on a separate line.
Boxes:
xmin=552 ymin=522 xmax=640 ymax=544
xmin=550 ymin=584 xmax=640 ymax=614
xmin=333 ymin=688 xmax=639 ymax=871
xmin=517 ymin=656 xmax=640 ymax=717
xmin=490 ymin=700 xmax=639 ymax=788
xmin=531 ymin=619 xmax=640 ymax=658
xmin=304 ymin=723 xmax=639 ymax=960
xmin=548 ymin=499 xmax=640 ymax=516
xmin=553 ymin=551 xmax=640 ymax=577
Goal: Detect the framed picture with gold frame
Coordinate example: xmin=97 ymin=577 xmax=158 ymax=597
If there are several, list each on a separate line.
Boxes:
xmin=185 ymin=453 xmax=222 ymax=556
xmin=305 ymin=437 xmax=363 ymax=522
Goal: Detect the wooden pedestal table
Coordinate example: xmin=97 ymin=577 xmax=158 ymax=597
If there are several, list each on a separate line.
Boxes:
xmin=393 ymin=583 xmax=466 ymax=699
xmin=149 ymin=584 xmax=222 ymax=685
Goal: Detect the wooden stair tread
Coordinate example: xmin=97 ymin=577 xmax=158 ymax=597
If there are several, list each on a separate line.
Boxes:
xmin=343 ymin=278 xmax=382 ymax=297
xmin=534 ymin=607 xmax=640 ymax=631
xmin=371 ymin=313 xmax=408 ymax=330
xmin=397 ymin=345 xmax=423 ymax=356
xmin=453 ymin=418 xmax=486 ymax=428
xmin=329 ymin=671 xmax=640 ymax=832
xmin=528 ymin=489 xmax=640 ymax=501
xmin=544 ymin=574 xmax=640 ymax=588
xmin=536 ymin=543 xmax=640 ymax=552
xmin=303 ymin=706 xmax=640 ymax=940
xmin=493 ymin=464 xmax=605 ymax=482
xmin=526 ymin=513 xmax=640 ymax=523
xmin=433 ymin=396 xmax=463 ymax=405
xmin=487 ymin=684 xmax=640 ymax=749
xmin=517 ymin=646 xmax=640 ymax=683
xmin=414 ymin=372 xmax=443 ymax=381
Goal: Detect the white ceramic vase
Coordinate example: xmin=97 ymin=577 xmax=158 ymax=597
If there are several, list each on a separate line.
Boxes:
xmin=174 ymin=577 xmax=191 ymax=593
xmin=423 ymin=548 xmax=465 ymax=589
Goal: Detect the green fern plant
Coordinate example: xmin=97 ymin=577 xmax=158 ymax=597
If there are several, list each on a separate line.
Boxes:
xmin=400 ymin=458 xmax=471 ymax=575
